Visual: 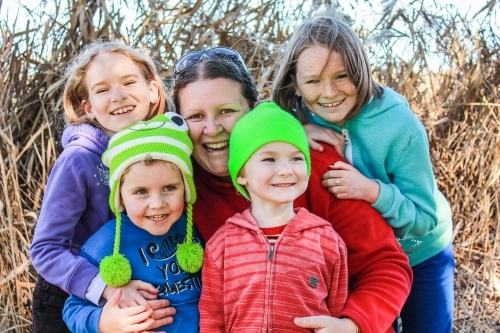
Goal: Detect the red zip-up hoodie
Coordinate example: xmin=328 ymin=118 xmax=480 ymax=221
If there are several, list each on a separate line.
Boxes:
xmin=200 ymin=208 xmax=348 ymax=332
xmin=192 ymin=144 xmax=412 ymax=333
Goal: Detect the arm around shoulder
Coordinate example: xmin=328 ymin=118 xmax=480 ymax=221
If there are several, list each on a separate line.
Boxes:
xmin=30 ymin=153 xmax=101 ymax=298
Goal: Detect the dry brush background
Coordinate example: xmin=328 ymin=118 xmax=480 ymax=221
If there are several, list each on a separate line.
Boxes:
xmin=0 ymin=0 xmax=499 ymax=332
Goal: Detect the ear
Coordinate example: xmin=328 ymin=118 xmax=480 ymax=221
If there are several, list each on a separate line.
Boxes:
xmin=82 ymin=100 xmax=93 ymax=117
xmin=148 ymin=80 xmax=160 ymax=104
xmin=290 ymin=74 xmax=301 ymax=96
xmin=236 ymin=176 xmax=247 ymax=186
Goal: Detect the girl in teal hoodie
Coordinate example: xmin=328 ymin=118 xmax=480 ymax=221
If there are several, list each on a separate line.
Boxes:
xmin=273 ymin=10 xmax=454 ymax=333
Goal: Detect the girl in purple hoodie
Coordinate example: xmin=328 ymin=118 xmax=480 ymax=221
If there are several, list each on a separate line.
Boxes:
xmin=29 ymin=39 xmax=173 ymax=332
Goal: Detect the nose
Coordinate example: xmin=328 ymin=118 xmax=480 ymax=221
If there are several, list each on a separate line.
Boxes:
xmin=203 ymin=117 xmax=222 ymax=136
xmin=149 ymin=194 xmax=166 ymax=209
xmin=111 ymin=87 xmax=127 ymax=102
xmin=323 ymin=80 xmax=338 ymax=97
xmin=277 ymin=161 xmax=293 ymax=176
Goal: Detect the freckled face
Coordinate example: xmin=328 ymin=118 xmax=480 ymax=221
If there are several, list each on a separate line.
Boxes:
xmin=294 ymin=45 xmax=358 ymax=126
xmin=178 ymin=78 xmax=251 ymax=177
xmin=120 ymin=161 xmax=185 ymax=236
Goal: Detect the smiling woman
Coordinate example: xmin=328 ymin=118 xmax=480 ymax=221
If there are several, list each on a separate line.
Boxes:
xmin=177 ymin=77 xmax=251 ymax=178
xmin=173 ymin=49 xmax=412 ymax=333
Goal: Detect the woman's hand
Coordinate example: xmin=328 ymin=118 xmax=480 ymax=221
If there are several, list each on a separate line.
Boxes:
xmin=304 ymin=123 xmax=345 ymax=156
xmin=323 ymin=161 xmax=379 ymax=204
xmin=98 ymin=289 xmax=154 ymax=333
xmin=294 ymin=316 xmax=358 ymax=333
xmin=102 ymin=280 xmax=159 ymax=309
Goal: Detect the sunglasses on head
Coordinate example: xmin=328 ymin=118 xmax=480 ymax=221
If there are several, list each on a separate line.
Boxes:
xmin=174 ymin=47 xmax=248 ymax=75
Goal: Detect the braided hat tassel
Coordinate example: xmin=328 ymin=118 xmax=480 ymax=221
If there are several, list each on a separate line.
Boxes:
xmin=176 ymin=203 xmax=204 ymax=273
xmin=99 ymin=213 xmax=132 ymax=286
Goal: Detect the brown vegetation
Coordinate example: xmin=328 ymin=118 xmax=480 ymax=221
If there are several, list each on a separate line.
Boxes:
xmin=0 ymin=0 xmax=499 ymax=331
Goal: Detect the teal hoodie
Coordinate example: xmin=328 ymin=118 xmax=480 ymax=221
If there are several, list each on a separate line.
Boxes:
xmin=308 ymin=87 xmax=452 ymax=266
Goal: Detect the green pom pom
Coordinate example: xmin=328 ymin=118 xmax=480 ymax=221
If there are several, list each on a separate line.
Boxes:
xmin=100 ymin=253 xmax=132 ymax=287
xmin=177 ymin=242 xmax=204 ymax=273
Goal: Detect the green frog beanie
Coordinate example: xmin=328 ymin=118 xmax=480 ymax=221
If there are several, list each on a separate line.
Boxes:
xmin=228 ymin=102 xmax=311 ymax=200
xmin=100 ymin=113 xmax=203 ymax=287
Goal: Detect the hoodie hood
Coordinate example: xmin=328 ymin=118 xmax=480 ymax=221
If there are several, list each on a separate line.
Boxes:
xmin=62 ymin=123 xmax=110 ymax=154
xmin=226 ymin=208 xmax=330 ymax=234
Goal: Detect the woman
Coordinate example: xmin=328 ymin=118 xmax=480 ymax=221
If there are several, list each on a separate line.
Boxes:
xmin=173 ymin=48 xmax=412 ymax=333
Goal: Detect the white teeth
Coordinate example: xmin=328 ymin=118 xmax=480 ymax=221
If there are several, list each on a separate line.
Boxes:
xmin=149 ymin=215 xmax=166 ymax=221
xmin=111 ymin=106 xmax=134 ymax=115
xmin=205 ymin=142 xmax=228 ymax=149
xmin=273 ymin=183 xmax=294 ymax=187
xmin=320 ymin=100 xmax=343 ymax=107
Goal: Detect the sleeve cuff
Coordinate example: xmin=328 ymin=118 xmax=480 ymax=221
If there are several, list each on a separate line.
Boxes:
xmin=371 ymin=180 xmax=393 ymax=215
xmin=85 ymin=273 xmax=106 ymax=306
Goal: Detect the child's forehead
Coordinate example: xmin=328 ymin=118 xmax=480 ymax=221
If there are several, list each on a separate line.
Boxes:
xmin=254 ymin=141 xmax=302 ymax=153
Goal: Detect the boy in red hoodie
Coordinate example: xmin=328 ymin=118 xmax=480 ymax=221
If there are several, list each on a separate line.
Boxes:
xmin=199 ymin=102 xmax=348 ymax=332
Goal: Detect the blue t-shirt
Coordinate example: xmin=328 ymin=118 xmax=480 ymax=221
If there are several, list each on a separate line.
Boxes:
xmin=63 ymin=213 xmax=203 ymax=333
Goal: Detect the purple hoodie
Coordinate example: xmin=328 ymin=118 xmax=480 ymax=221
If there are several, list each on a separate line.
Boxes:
xmin=30 ymin=123 xmax=113 ymax=299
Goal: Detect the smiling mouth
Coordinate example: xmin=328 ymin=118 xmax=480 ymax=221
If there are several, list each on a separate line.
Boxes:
xmin=319 ymin=99 xmax=344 ymax=107
xmin=111 ymin=105 xmax=134 ymax=115
xmin=148 ymin=214 xmax=168 ymax=221
xmin=272 ymin=183 xmax=295 ymax=187
xmin=203 ymin=141 xmax=229 ymax=152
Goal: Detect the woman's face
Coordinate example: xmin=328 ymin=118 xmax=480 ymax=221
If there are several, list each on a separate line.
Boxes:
xmin=294 ymin=45 xmax=358 ymax=126
xmin=178 ymin=78 xmax=251 ymax=177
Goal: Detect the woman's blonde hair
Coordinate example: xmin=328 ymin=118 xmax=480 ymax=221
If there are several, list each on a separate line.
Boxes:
xmin=63 ymin=39 xmax=170 ymax=125
xmin=273 ymin=9 xmax=383 ymax=123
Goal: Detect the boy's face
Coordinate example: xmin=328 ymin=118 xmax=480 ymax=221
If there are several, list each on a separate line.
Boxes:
xmin=120 ymin=161 xmax=185 ymax=236
xmin=237 ymin=142 xmax=308 ymax=207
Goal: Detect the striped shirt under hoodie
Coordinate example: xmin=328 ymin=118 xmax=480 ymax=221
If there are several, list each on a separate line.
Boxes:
xmin=199 ymin=207 xmax=348 ymax=332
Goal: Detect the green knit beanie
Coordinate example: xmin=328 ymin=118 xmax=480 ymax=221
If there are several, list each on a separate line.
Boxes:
xmin=228 ymin=102 xmax=311 ymax=200
xmin=100 ymin=113 xmax=203 ymax=287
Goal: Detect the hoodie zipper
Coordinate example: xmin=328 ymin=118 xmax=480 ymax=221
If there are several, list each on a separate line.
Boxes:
xmin=262 ymin=231 xmax=280 ymax=332
xmin=341 ymin=127 xmax=353 ymax=165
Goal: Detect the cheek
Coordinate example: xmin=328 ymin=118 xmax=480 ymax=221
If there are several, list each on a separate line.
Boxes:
xmin=185 ymin=122 xmax=203 ymax=142
xmin=224 ymin=113 xmax=245 ymax=133
xmin=171 ymin=196 xmax=186 ymax=212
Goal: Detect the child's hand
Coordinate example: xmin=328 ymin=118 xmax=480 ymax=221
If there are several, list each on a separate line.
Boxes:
xmin=103 ymin=280 xmax=159 ymax=309
xmin=98 ymin=289 xmax=154 ymax=333
xmin=294 ymin=316 xmax=358 ymax=333
xmin=322 ymin=161 xmax=380 ymax=204
xmin=146 ymin=298 xmax=177 ymax=329
xmin=304 ymin=123 xmax=345 ymax=156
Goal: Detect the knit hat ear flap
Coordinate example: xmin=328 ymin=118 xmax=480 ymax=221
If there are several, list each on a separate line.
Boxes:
xmin=100 ymin=113 xmax=203 ymax=287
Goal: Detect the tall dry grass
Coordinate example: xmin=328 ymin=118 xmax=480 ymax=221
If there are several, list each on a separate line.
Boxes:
xmin=0 ymin=0 xmax=499 ymax=332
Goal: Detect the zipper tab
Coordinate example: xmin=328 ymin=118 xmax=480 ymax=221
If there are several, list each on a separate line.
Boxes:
xmin=341 ymin=128 xmax=350 ymax=144
xmin=268 ymin=245 xmax=274 ymax=260
xmin=341 ymin=127 xmax=354 ymax=165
